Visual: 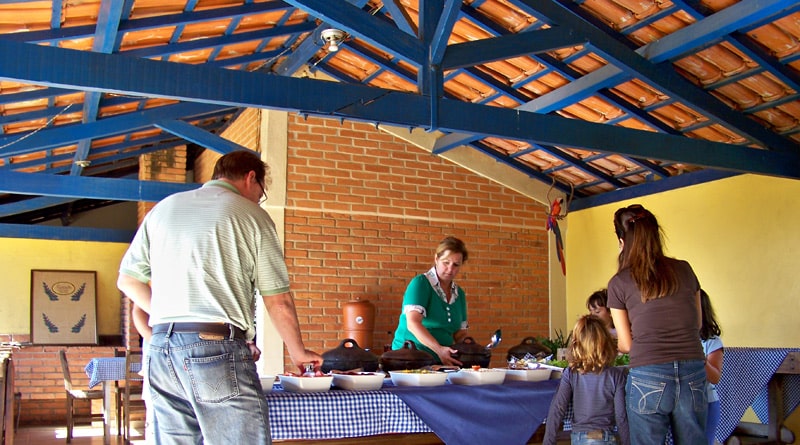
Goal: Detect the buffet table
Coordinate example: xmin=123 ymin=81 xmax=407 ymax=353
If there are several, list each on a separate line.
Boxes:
xmin=267 ymin=378 xmax=559 ymax=445
xmin=717 ymin=347 xmax=800 ymax=444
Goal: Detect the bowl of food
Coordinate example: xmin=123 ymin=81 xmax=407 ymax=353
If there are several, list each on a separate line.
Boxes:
xmin=389 ymin=370 xmax=449 ymax=387
xmin=260 ymin=375 xmax=276 ymax=392
xmin=331 ymin=372 xmax=386 ymax=391
xmin=503 ymin=367 xmax=552 ymax=382
xmin=278 ymin=374 xmax=334 ymax=393
xmin=447 ymin=368 xmax=507 ymax=386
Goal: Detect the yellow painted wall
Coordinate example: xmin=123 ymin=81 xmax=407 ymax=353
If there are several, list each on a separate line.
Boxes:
xmin=564 ymin=173 xmax=800 ymax=432
xmin=565 ymin=173 xmax=800 ymax=346
xmin=0 ymin=238 xmax=130 ymax=335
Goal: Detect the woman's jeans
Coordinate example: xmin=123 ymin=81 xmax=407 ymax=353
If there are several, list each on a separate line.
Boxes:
xmin=571 ymin=430 xmax=619 ymax=444
xmin=147 ymin=332 xmax=271 ymax=445
xmin=626 ymin=360 xmax=708 ymax=445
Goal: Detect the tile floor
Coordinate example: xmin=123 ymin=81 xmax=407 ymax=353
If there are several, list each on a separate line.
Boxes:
xmin=14 ymin=422 xmax=570 ymax=444
xmin=14 ymin=422 xmax=146 ymax=445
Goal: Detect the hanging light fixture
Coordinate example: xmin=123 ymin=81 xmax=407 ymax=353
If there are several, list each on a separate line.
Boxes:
xmin=320 ymin=28 xmax=346 ymax=52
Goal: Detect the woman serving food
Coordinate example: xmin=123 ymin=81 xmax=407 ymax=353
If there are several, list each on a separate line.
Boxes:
xmin=391 ymin=236 xmax=469 ymax=366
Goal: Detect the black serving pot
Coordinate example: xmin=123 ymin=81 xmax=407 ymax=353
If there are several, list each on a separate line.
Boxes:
xmin=451 ymin=336 xmax=491 ymax=368
xmin=321 ymin=338 xmax=380 ymax=373
xmin=506 ymin=336 xmax=552 ymax=361
xmin=380 ymin=340 xmax=436 ymax=371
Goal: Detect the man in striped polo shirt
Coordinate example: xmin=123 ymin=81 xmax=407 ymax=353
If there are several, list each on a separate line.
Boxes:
xmin=117 ymin=149 xmax=323 ymax=444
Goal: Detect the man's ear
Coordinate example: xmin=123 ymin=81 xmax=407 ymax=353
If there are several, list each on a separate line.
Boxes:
xmin=246 ymin=170 xmax=257 ymax=183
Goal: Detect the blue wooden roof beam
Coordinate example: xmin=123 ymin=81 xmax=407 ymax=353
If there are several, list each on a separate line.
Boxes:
xmin=1 ymin=39 xmax=797 ymax=180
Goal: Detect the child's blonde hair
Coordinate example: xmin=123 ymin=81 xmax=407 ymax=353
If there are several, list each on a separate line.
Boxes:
xmin=568 ymin=314 xmax=618 ymax=374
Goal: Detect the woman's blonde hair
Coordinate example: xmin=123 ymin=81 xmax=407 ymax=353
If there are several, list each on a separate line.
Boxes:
xmin=435 ymin=236 xmax=468 ymax=262
xmin=568 ymin=315 xmax=618 ymax=374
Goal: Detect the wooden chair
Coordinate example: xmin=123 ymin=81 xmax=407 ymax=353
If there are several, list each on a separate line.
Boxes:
xmin=58 ymin=350 xmax=104 ymax=443
xmin=119 ymin=350 xmax=146 ymax=443
xmin=113 ymin=348 xmax=125 ymax=436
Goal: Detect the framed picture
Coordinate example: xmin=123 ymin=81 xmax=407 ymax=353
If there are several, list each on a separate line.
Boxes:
xmin=30 ymin=270 xmax=98 ymax=345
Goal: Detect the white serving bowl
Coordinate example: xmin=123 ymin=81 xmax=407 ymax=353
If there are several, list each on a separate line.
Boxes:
xmin=260 ymin=375 xmax=276 ymax=392
xmin=331 ymin=372 xmax=386 ymax=391
xmin=503 ymin=367 xmax=552 ymax=382
xmin=389 ymin=370 xmax=449 ymax=387
xmin=447 ymin=368 xmax=507 ymax=386
xmin=278 ymin=374 xmax=334 ymax=393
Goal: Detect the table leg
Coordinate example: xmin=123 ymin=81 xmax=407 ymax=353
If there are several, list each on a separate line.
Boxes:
xmin=102 ymin=381 xmax=112 ymax=445
xmin=767 ymin=375 xmax=785 ymax=443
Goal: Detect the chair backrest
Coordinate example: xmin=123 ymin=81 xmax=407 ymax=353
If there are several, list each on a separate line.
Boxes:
xmin=125 ymin=350 xmax=143 ymax=391
xmin=58 ymin=350 xmax=74 ymax=392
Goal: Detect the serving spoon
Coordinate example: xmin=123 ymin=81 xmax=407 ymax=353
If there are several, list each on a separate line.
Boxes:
xmin=486 ymin=329 xmax=502 ymax=349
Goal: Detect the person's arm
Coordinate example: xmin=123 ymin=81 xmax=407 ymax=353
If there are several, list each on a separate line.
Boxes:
xmin=542 ymin=370 xmax=572 ymax=445
xmin=131 ymin=304 xmax=152 ymax=342
xmin=117 ymin=274 xmax=152 ymax=313
xmin=614 ymin=370 xmax=630 ymax=445
xmin=705 ymin=348 xmax=723 ymax=384
xmin=405 ymin=311 xmax=461 ymax=366
xmin=610 ymin=308 xmax=632 ymax=353
xmin=262 ymin=291 xmax=324 ymax=373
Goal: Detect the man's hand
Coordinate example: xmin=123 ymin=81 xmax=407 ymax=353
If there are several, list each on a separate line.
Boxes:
xmin=247 ymin=341 xmax=261 ymax=362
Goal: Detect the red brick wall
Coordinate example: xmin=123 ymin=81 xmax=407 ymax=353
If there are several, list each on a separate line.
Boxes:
xmin=283 ymin=115 xmax=549 ymax=371
xmin=11 ymin=346 xmax=118 ymax=426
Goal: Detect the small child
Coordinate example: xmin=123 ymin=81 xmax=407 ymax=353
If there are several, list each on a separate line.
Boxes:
xmin=700 ymin=290 xmax=723 ymax=445
xmin=586 ymin=289 xmax=616 ymax=338
xmin=543 ymin=315 xmax=629 ymax=445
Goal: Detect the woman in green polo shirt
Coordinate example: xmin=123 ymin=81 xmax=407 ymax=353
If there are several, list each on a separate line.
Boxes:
xmin=391 ymin=236 xmax=469 ymax=366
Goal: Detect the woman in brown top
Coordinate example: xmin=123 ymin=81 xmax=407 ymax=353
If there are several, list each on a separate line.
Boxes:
xmin=606 ymin=204 xmax=707 ymax=445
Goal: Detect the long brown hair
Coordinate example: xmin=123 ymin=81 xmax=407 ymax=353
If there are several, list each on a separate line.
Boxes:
xmin=699 ymin=289 xmax=722 ymax=340
xmin=614 ymin=204 xmax=678 ymax=302
xmin=568 ymin=315 xmax=617 ymax=374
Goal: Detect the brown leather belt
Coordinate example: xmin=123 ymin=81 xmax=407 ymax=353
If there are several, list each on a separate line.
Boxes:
xmin=584 ymin=430 xmax=606 ymax=440
xmin=152 ymin=322 xmax=246 ymax=340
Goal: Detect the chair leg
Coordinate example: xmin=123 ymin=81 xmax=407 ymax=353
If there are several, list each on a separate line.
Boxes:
xmin=14 ymin=392 xmax=21 ymax=432
xmin=124 ymin=402 xmax=130 ymax=444
xmin=65 ymin=396 xmax=73 ymax=444
xmin=117 ymin=392 xmax=122 ymax=436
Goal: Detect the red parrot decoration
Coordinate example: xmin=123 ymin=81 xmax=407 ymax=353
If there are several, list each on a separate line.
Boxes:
xmin=546 ymin=198 xmax=566 ymax=275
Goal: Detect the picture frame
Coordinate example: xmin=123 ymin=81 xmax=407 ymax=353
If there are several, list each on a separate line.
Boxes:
xmin=30 ymin=269 xmax=98 ymax=345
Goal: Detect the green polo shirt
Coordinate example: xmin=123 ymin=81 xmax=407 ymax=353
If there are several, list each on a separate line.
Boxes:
xmin=391 ymin=274 xmax=467 ymax=362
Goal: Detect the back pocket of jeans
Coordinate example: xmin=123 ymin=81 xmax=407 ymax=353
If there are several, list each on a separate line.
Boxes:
xmin=629 ymin=376 xmax=666 ymax=414
xmin=688 ymin=375 xmax=708 ymax=412
xmin=186 ymin=353 xmax=239 ymax=403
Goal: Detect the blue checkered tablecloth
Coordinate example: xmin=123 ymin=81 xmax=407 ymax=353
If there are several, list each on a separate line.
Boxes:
xmin=84 ymin=357 xmax=142 ymax=388
xmin=716 ymin=347 xmax=800 ymax=443
xmin=267 ymin=383 xmax=431 ymax=440
xmin=266 ymin=379 xmax=558 ymax=443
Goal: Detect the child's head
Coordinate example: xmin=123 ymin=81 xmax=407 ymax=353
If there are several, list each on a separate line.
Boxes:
xmin=586 ymin=289 xmax=613 ymax=328
xmin=569 ymin=314 xmax=618 ymax=373
xmin=699 ymin=289 xmax=722 ymax=340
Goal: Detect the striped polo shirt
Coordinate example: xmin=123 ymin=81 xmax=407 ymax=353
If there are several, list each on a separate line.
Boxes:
xmin=119 ymin=180 xmax=290 ymax=340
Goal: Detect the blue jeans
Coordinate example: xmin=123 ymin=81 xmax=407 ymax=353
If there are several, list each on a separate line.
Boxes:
xmin=147 ymin=332 xmax=271 ymax=445
xmin=571 ymin=430 xmax=619 ymax=444
xmin=706 ymin=400 xmax=720 ymax=445
xmin=626 ymin=360 xmax=707 ymax=445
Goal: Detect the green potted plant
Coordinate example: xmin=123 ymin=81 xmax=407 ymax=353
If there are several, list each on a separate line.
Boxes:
xmin=540 ymin=329 xmax=572 ymax=363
